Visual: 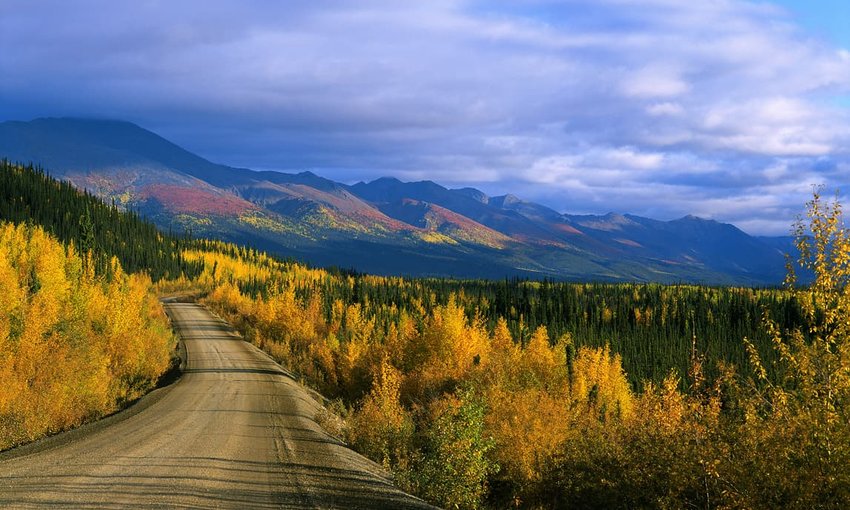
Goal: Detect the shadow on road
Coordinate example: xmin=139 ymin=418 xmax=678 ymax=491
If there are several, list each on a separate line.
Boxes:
xmin=184 ymin=368 xmax=288 ymax=377
xmin=3 ymin=456 xmax=434 ymax=509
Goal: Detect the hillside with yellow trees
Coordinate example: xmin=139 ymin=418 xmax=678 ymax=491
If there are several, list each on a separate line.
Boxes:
xmin=0 ymin=223 xmax=174 ymax=450
xmin=0 ymin=161 xmax=189 ymax=450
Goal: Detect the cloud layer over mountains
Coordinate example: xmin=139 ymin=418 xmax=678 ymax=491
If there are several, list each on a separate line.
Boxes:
xmin=2 ymin=0 xmax=849 ymax=234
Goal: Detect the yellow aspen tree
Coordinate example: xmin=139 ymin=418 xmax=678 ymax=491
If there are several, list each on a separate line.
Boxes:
xmin=741 ymin=189 xmax=850 ymax=506
xmin=520 ymin=325 xmax=563 ymax=390
xmin=483 ymin=317 xmax=519 ymax=386
xmin=349 ymin=357 xmax=413 ymax=468
xmin=571 ymin=345 xmax=633 ymax=421
xmin=485 ymin=384 xmax=570 ymax=489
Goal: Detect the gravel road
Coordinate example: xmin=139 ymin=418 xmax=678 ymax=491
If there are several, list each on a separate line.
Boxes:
xmin=0 ymin=301 xmax=436 ymax=509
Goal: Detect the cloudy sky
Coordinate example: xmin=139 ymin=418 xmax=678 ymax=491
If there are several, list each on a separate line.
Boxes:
xmin=2 ymin=1 xmax=849 ymax=234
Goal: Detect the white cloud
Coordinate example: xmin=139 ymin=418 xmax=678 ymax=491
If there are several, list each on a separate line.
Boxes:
xmin=525 ymin=146 xmax=666 ymax=188
xmin=622 ymin=66 xmax=690 ymax=98
xmin=646 ymin=102 xmax=685 ymax=116
xmin=694 ymin=96 xmax=839 ymax=156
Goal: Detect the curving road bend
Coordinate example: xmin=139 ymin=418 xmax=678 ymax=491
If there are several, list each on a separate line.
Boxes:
xmin=0 ymin=302 xmax=436 ymax=509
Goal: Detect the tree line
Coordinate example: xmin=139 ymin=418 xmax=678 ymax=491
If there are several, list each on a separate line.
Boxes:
xmin=223 ymin=263 xmax=803 ymax=389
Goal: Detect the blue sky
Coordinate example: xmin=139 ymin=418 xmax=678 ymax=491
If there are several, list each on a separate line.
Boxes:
xmin=1 ymin=0 xmax=849 ymax=235
xmin=772 ymin=0 xmax=850 ymax=49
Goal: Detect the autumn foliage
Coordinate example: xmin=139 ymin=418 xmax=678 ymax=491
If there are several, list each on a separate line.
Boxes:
xmin=0 ymin=223 xmax=175 ymax=450
xmin=197 ymin=250 xmax=666 ymax=507
xmin=197 ymin=190 xmax=850 ymax=509
xmin=5 ymin=160 xmax=848 ymax=510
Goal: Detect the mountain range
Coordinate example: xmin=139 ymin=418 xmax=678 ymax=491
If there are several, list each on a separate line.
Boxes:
xmin=0 ymin=117 xmax=794 ymax=284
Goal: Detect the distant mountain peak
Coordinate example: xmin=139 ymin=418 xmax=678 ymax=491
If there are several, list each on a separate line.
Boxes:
xmin=452 ymin=187 xmax=490 ymax=204
xmin=32 ymin=116 xmax=137 ymax=126
xmin=412 ymin=179 xmax=447 ymax=190
xmin=370 ymin=176 xmax=402 ymax=184
xmin=679 ymin=214 xmax=712 ymax=222
xmin=489 ymin=194 xmax=524 ymax=208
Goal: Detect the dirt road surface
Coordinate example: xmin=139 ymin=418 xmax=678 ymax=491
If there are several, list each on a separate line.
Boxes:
xmin=0 ymin=302 xmax=436 ymax=509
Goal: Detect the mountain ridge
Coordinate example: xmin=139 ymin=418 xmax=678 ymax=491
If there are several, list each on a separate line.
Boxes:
xmin=0 ymin=117 xmax=793 ymax=284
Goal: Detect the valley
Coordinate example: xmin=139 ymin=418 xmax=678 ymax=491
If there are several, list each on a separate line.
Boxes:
xmin=0 ymin=159 xmax=847 ymax=509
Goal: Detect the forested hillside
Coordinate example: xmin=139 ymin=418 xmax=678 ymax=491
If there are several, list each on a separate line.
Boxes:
xmin=0 ymin=162 xmax=181 ymax=449
xmin=0 ymin=160 xmax=201 ymax=280
xmin=0 ymin=223 xmax=174 ymax=450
